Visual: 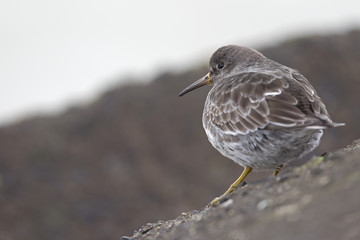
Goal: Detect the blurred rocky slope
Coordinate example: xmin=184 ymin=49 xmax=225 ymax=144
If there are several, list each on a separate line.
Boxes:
xmin=124 ymin=139 xmax=360 ymax=240
xmin=0 ymin=30 xmax=359 ymax=240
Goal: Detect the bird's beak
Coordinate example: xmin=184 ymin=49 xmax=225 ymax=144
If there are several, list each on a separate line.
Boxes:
xmin=178 ymin=73 xmax=212 ymax=96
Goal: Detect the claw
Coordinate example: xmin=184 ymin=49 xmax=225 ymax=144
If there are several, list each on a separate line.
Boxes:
xmin=207 ymin=166 xmax=252 ymax=207
xmin=208 ymin=197 xmax=221 ymax=207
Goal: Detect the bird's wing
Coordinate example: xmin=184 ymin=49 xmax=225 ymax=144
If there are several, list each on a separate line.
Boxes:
xmin=205 ymin=72 xmax=333 ymax=135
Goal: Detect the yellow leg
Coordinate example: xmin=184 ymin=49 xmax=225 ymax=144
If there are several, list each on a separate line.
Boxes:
xmin=273 ymin=164 xmax=284 ymax=176
xmin=209 ymin=166 xmax=252 ymax=206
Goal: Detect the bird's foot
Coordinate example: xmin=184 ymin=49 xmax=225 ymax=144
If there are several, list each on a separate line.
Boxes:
xmin=207 ymin=181 xmax=247 ymax=207
xmin=207 ymin=195 xmax=231 ymax=207
xmin=208 ymin=196 xmax=221 ymax=207
xmin=207 ymin=167 xmax=252 ymax=207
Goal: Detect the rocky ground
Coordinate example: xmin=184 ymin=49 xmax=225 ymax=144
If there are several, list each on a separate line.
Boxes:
xmin=123 ymin=139 xmax=360 ymax=240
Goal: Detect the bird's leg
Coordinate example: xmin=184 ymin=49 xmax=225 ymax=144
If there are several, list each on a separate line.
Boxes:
xmin=273 ymin=164 xmax=284 ymax=176
xmin=209 ymin=166 xmax=252 ymax=206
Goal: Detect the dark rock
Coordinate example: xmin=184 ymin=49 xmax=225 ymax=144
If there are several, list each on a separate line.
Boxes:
xmin=126 ymin=139 xmax=360 ymax=240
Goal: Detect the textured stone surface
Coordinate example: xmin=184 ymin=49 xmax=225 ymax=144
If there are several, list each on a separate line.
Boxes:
xmin=124 ymin=140 xmax=360 ymax=240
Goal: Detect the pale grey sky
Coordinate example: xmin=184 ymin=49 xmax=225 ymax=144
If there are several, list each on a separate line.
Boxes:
xmin=1 ymin=0 xmax=359 ymax=125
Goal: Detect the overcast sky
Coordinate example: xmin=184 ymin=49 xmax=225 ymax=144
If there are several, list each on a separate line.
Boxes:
xmin=1 ymin=0 xmax=359 ymax=125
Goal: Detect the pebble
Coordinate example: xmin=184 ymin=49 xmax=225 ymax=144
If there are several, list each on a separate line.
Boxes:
xmin=257 ymin=199 xmax=272 ymax=210
xmin=220 ymin=199 xmax=233 ymax=208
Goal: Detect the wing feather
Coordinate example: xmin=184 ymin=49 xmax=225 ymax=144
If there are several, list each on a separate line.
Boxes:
xmin=205 ymin=71 xmax=336 ymax=135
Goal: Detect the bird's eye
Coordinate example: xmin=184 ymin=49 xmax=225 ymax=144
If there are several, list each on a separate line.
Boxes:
xmin=217 ymin=63 xmax=225 ymax=70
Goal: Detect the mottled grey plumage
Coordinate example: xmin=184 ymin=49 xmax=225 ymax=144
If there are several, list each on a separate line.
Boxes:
xmin=180 ymin=45 xmax=343 ymax=171
xmin=179 ymin=45 xmax=344 ymax=205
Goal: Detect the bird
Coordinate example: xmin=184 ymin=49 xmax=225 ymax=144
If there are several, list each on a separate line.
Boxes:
xmin=179 ymin=45 xmax=344 ymax=206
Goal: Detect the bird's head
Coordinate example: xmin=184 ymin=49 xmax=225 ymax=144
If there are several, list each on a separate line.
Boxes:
xmin=179 ymin=45 xmax=265 ymax=96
